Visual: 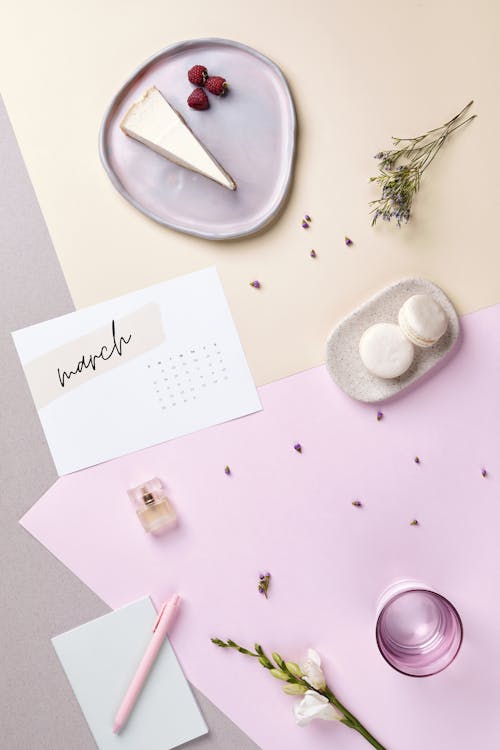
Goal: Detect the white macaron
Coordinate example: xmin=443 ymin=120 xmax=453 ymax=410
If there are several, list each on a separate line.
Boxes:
xmin=398 ymin=294 xmax=448 ymax=348
xmin=359 ymin=323 xmax=415 ymax=379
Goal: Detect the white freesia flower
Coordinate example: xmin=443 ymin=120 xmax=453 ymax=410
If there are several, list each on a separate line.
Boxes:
xmin=293 ymin=690 xmax=343 ymax=726
xmin=211 ymin=638 xmax=386 ymax=749
xmin=301 ymin=648 xmax=327 ymax=690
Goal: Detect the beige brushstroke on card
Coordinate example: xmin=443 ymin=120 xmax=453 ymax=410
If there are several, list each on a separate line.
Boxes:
xmin=24 ymin=303 xmax=165 ymax=410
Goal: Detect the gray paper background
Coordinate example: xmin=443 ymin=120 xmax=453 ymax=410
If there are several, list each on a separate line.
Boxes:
xmin=0 ymin=96 xmax=259 ymax=750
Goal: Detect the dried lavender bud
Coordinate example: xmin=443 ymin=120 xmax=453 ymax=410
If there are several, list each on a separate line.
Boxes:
xmin=481 ymin=468 xmax=488 ymax=478
xmin=352 ymin=500 xmax=363 ymax=507
xmin=257 ymin=572 xmax=271 ymax=598
xmin=310 ymin=249 xmax=317 ymax=258
xmin=304 ymin=214 xmax=312 ymax=222
xmin=410 ymin=519 xmax=419 ymax=526
xmin=249 ymin=280 xmax=261 ymax=289
xmin=224 ymin=465 xmax=231 ymax=475
xmin=344 ymin=236 xmax=353 ymax=246
xmin=414 ymin=456 xmax=420 ymax=464
xmin=294 ymin=443 xmax=302 ymax=453
xmin=377 ymin=411 xmax=383 ymax=421
xmin=301 ymin=220 xmax=309 ymax=229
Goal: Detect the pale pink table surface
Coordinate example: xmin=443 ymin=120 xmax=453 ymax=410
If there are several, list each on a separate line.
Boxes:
xmin=21 ymin=303 xmax=500 ymax=750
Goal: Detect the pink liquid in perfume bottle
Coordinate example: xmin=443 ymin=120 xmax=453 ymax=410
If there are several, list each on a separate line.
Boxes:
xmin=376 ymin=586 xmax=463 ymax=677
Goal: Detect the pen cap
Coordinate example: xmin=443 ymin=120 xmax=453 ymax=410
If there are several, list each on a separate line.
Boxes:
xmin=127 ymin=477 xmax=163 ymax=509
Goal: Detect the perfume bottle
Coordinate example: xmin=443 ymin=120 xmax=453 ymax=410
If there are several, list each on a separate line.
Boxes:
xmin=127 ymin=478 xmax=176 ymax=535
xmin=375 ymin=579 xmax=463 ymax=677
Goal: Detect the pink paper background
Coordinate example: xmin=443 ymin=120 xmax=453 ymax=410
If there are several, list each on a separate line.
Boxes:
xmin=21 ymin=304 xmax=500 ymax=750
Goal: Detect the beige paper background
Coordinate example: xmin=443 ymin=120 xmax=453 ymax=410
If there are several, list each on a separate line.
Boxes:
xmin=1 ymin=0 xmax=498 ymax=386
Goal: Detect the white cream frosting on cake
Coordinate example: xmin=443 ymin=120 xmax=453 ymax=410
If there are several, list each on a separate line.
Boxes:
xmin=120 ymin=86 xmax=236 ymax=190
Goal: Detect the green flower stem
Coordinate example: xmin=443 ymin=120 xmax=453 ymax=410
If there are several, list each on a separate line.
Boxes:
xmin=321 ymin=687 xmax=386 ymax=750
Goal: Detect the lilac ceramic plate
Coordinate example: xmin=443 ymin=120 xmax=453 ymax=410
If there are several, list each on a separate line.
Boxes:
xmin=99 ymin=38 xmax=296 ymax=240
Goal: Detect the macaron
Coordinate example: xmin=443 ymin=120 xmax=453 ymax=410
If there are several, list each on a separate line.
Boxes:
xmin=398 ymin=294 xmax=448 ymax=348
xmin=359 ymin=323 xmax=414 ymax=379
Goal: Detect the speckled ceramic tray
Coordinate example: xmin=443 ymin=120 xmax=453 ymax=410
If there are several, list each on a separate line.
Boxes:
xmin=326 ymin=278 xmax=460 ymax=403
xmin=99 ymin=38 xmax=296 ymax=240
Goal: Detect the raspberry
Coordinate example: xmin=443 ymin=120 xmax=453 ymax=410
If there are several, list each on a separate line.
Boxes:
xmin=187 ymin=88 xmax=209 ymax=110
xmin=206 ymin=76 xmax=228 ymax=96
xmin=188 ymin=65 xmax=208 ymax=86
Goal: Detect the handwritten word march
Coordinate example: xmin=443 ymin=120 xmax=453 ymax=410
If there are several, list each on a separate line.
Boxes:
xmin=57 ymin=320 xmax=132 ymax=388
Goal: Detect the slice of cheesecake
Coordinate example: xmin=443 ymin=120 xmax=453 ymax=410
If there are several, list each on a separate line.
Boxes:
xmin=120 ymin=86 xmax=236 ymax=190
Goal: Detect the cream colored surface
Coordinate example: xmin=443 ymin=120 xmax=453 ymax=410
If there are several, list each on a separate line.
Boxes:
xmin=0 ymin=0 xmax=498 ymax=386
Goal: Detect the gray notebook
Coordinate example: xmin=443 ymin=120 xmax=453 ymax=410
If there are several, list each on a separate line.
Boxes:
xmin=52 ymin=597 xmax=208 ymax=749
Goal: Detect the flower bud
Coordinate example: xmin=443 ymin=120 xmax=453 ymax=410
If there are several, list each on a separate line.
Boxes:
xmin=272 ymin=652 xmax=285 ymax=669
xmin=283 ymin=683 xmax=308 ymax=695
xmin=285 ymin=662 xmax=303 ymax=678
xmin=258 ymin=655 xmax=273 ymax=669
xmin=270 ymin=668 xmax=289 ymax=681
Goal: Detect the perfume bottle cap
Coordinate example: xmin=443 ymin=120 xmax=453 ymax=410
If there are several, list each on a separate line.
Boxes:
xmin=127 ymin=477 xmax=163 ymax=509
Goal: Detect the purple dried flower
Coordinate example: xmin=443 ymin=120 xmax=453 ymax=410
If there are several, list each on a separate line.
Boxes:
xmin=377 ymin=411 xmax=383 ymax=421
xmin=294 ymin=443 xmax=302 ymax=453
xmin=370 ymin=102 xmax=476 ymax=227
xmin=310 ymin=249 xmax=317 ymax=258
xmin=304 ymin=214 xmax=312 ymax=222
xmin=414 ymin=456 xmax=420 ymax=464
xmin=257 ymin=572 xmax=271 ymax=598
xmin=249 ymin=280 xmax=261 ymax=289
xmin=301 ymin=220 xmax=309 ymax=229
xmin=481 ymin=468 xmax=488 ymax=478
xmin=352 ymin=500 xmax=363 ymax=507
xmin=224 ymin=465 xmax=231 ymax=476
xmin=345 ymin=236 xmax=353 ymax=246
xmin=410 ymin=519 xmax=419 ymax=526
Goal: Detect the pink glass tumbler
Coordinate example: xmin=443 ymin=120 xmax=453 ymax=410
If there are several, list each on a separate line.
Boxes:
xmin=376 ymin=581 xmax=463 ymax=677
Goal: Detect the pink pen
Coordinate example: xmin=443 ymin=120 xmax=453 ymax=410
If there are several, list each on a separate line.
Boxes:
xmin=112 ymin=594 xmax=181 ymax=734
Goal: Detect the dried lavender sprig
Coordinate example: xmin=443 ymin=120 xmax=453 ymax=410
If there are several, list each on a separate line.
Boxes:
xmin=370 ymin=101 xmax=476 ymax=226
xmin=258 ymin=572 xmax=271 ymax=598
